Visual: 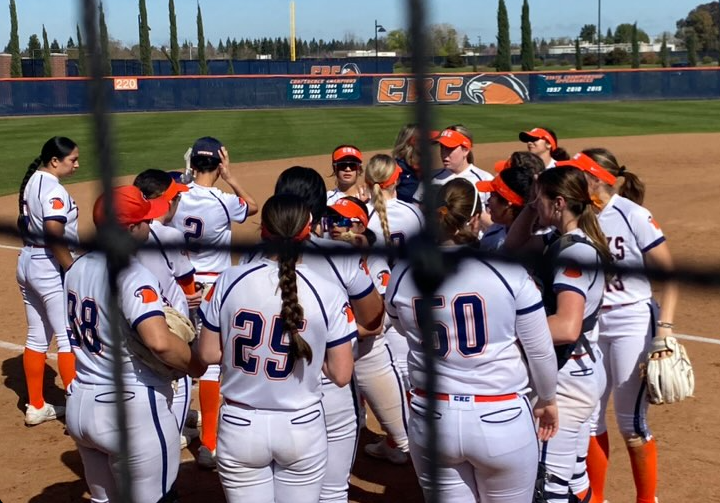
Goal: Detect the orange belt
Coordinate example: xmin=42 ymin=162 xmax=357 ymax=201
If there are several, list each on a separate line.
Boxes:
xmin=414 ymin=388 xmax=518 ymax=402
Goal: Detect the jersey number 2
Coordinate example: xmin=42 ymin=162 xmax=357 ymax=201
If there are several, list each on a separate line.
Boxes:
xmin=183 ymin=217 xmax=204 ymax=252
xmin=232 ymin=310 xmax=306 ymax=380
xmin=67 ymin=292 xmax=102 ymax=354
xmin=412 ymin=294 xmax=488 ymax=359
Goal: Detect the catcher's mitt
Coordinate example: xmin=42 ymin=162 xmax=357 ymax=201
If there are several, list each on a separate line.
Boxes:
xmin=126 ymin=306 xmax=196 ymax=380
xmin=641 ymin=336 xmax=694 ymax=405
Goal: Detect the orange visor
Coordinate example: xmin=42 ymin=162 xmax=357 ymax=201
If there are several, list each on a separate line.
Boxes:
xmin=556 ymin=153 xmax=617 ymax=186
xmin=519 ymin=128 xmax=557 ymax=151
xmin=494 ymin=158 xmax=511 ymax=173
xmin=161 ymin=179 xmax=189 ymax=202
xmin=435 ymin=129 xmax=472 ymax=149
xmin=476 ymin=176 xmax=525 ymax=207
xmin=330 ymin=198 xmax=369 ymax=227
xmin=332 ymin=146 xmax=362 ymax=163
xmin=260 ymin=214 xmax=313 ymax=242
xmin=378 ymin=164 xmax=403 ymax=189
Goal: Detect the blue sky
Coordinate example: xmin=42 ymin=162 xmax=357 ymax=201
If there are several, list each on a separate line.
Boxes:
xmin=1 ymin=1 xmax=703 ymax=48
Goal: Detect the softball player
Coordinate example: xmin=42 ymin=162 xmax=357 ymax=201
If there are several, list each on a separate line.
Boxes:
xmin=505 ymin=167 xmax=611 ymax=503
xmin=391 ymin=124 xmax=440 ymax=203
xmin=16 ymin=136 xmax=79 ymax=425
xmin=196 ymin=194 xmax=356 ymax=503
xmin=326 ymin=197 xmax=410 ymax=464
xmin=326 ymin=145 xmax=369 ymax=205
xmin=561 ymin=150 xmax=678 ymax=503
xmin=64 ymin=185 xmax=205 ymax=503
xmin=134 ymin=169 xmax=202 ymax=449
xmin=169 ymin=137 xmax=258 ymax=467
xmin=518 ymin=127 xmax=570 ymax=169
xmin=386 ymin=178 xmax=559 ymax=503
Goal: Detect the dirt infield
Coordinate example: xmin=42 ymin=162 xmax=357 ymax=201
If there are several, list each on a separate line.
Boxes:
xmin=0 ymin=133 xmax=718 ymax=502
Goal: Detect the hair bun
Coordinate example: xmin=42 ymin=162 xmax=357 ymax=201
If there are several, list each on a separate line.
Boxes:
xmin=617 ymin=166 xmax=627 ymax=177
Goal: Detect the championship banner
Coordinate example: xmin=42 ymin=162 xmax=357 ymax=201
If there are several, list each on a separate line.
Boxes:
xmin=374 ymin=74 xmax=530 ymax=105
xmin=535 ymin=73 xmax=612 ymax=97
xmin=287 ymin=77 xmax=361 ymax=101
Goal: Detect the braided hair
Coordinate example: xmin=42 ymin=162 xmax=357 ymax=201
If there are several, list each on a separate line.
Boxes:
xmin=261 ymin=194 xmax=313 ymax=364
xmin=17 ymin=136 xmax=77 ymax=236
xmin=365 ymin=154 xmax=396 ymax=245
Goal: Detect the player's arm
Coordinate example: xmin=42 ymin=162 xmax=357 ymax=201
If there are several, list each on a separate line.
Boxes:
xmin=644 ymin=241 xmax=678 ymax=337
xmin=351 ymin=288 xmax=385 ymax=337
xmin=547 ymin=290 xmax=584 ymax=344
xmin=136 ymin=314 xmax=206 ymax=377
xmin=503 ymin=203 xmax=545 ymax=254
xmin=218 ymin=146 xmax=259 ymax=216
xmin=44 ymin=220 xmax=74 ymax=271
xmin=177 ymin=274 xmax=202 ymax=310
xmin=197 ymin=325 xmax=223 ymax=367
xmin=322 ymin=341 xmax=354 ymax=387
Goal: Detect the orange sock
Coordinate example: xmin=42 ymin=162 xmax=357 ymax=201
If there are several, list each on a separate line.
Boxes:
xmin=23 ymin=348 xmax=46 ymax=409
xmin=627 ymin=437 xmax=658 ymax=503
xmin=57 ymin=352 xmax=76 ymax=390
xmin=572 ymin=488 xmax=591 ymax=503
xmin=199 ymin=379 xmax=221 ymax=451
xmin=587 ymin=432 xmax=610 ymax=501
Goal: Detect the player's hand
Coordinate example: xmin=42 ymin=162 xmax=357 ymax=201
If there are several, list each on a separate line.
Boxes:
xmin=218 ymin=147 xmax=235 ymax=183
xmin=186 ymin=290 xmax=203 ymax=310
xmin=357 ymin=184 xmax=370 ymax=203
xmin=533 ymin=398 xmax=559 ymax=441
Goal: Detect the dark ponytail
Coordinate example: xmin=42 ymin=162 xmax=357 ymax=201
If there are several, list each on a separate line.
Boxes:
xmin=582 ymin=148 xmax=646 ymax=205
xmin=17 ymin=136 xmax=77 ymax=236
xmin=261 ymin=194 xmax=313 ymax=364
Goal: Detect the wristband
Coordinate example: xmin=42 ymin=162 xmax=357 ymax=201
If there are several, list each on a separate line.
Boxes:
xmin=656 ymin=321 xmax=674 ymax=329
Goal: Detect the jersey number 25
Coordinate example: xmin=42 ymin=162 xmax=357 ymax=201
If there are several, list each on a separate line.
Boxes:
xmin=412 ymin=294 xmax=488 ymax=358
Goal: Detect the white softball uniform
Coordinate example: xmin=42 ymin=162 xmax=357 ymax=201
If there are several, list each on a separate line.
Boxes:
xmin=326 ymin=188 xmax=347 ymax=206
xmin=64 ymin=252 xmax=180 ymax=503
xmin=411 ymin=164 xmax=493 ymax=206
xmin=16 ymin=170 xmax=78 ymax=354
xmin=367 ymin=197 xmax=424 ymax=248
xmin=136 ymin=221 xmax=196 ymax=435
xmin=386 ymin=254 xmax=557 ymax=503
xmin=198 ymin=259 xmax=357 ymax=503
xmin=539 ymin=229 xmax=607 ymax=502
xmin=593 ymin=195 xmax=666 ymax=441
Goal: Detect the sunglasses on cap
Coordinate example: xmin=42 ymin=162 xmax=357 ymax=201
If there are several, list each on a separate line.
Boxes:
xmin=325 ymin=215 xmax=361 ymax=228
xmin=334 ymin=161 xmax=361 ymax=171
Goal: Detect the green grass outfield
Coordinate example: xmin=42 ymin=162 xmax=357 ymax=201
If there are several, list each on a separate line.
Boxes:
xmin=1 ymin=99 xmax=720 ymax=195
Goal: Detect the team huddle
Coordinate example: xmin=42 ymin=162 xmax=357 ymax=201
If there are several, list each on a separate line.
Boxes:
xmin=15 ymin=125 xmax=692 ymax=503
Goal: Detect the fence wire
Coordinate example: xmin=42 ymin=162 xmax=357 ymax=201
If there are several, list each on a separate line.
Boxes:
xmin=1 ymin=1 xmax=716 ymax=502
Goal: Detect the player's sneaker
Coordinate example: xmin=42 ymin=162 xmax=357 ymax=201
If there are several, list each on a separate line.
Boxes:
xmin=180 ymin=427 xmax=200 ymax=450
xmin=197 ymin=445 xmax=217 ymax=469
xmin=25 ymin=402 xmax=65 ymax=426
xmin=364 ymin=438 xmax=408 ymax=465
xmin=185 ymin=409 xmax=202 ymax=429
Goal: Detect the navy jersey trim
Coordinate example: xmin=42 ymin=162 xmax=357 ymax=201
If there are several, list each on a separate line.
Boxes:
xmin=553 ymin=284 xmax=587 ymax=299
xmin=612 ymin=205 xmax=633 ymax=234
xmin=641 ymin=236 xmax=666 ymax=254
xmin=43 ymin=215 xmax=67 ymax=223
xmin=132 ymin=310 xmax=165 ymax=330
xmin=480 ymin=259 xmax=515 ymax=298
xmin=219 ymin=263 xmax=268 ymax=311
xmin=327 ymin=330 xmax=358 ymax=348
xmin=149 ymin=228 xmax=173 ymax=271
xmin=147 ymin=387 xmax=169 ymax=497
xmin=307 ymin=240 xmax=348 ymax=290
xmin=208 ymin=191 xmax=231 ymax=226
xmin=396 ymin=200 xmax=423 ymax=226
xmin=516 ymin=300 xmax=544 ymax=316
xmin=348 ymin=282 xmax=374 ymax=301
xmin=389 ymin=265 xmax=411 ymax=309
xmin=197 ymin=308 xmax=220 ymax=333
xmin=175 ymin=269 xmax=196 ymax=282
xmin=297 ymin=270 xmax=329 ymax=329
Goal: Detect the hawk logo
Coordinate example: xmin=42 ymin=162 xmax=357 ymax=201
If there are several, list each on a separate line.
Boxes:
xmin=377 ymin=270 xmax=390 ymax=287
xmin=649 ymin=216 xmax=661 ymax=230
xmin=341 ymin=301 xmax=355 ymax=323
xmin=134 ymin=286 xmax=159 ymax=303
xmin=359 ymin=258 xmax=370 ymax=276
xmin=464 ymin=74 xmax=529 ymax=105
xmin=49 ymin=197 xmax=65 ymax=210
xmin=340 ymin=63 xmax=361 ymax=75
xmin=563 ymin=267 xmax=582 ymax=279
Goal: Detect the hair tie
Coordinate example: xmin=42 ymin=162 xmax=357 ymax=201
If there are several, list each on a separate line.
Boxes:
xmin=437 ymin=205 xmax=449 ymax=217
xmin=617 ymin=166 xmax=626 ymax=177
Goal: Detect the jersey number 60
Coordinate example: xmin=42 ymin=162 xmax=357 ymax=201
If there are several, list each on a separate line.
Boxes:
xmin=232 ymin=310 xmax=306 ymax=380
xmin=412 ymin=294 xmax=488 ymax=359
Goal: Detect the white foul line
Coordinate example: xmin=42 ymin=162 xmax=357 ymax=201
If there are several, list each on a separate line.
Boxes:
xmin=0 ymin=340 xmax=57 ymax=359
xmin=0 ymin=244 xmax=21 ymax=251
xmin=674 ymin=333 xmax=720 ymax=346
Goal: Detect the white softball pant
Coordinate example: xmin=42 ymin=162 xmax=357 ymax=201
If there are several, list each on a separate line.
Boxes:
xmin=65 ymin=381 xmax=180 ymax=503
xmin=354 ymin=334 xmax=409 ymax=451
xmin=542 ymin=351 xmax=606 ymax=502
xmin=408 ymin=393 xmax=539 ymax=503
xmin=171 ymin=375 xmax=191 ymax=433
xmin=216 ymin=400 xmax=327 ymax=503
xmin=383 ymin=325 xmax=410 ymax=391
xmin=16 ymin=248 xmax=71 ymax=353
xmin=593 ymin=301 xmax=656 ymax=440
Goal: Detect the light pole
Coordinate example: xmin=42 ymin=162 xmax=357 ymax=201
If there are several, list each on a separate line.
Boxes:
xmin=597 ymin=0 xmax=602 ymax=68
xmin=375 ymin=19 xmax=386 ymax=73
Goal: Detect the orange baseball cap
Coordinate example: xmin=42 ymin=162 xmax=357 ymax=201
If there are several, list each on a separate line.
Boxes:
xmin=519 ymin=128 xmax=557 ymax=151
xmin=435 ymin=129 xmax=472 ymax=149
xmin=494 ymin=158 xmax=511 ymax=173
xmin=556 ymin=152 xmax=617 ymax=186
xmin=161 ymin=178 xmax=189 ymax=202
xmin=93 ymin=185 xmax=170 ymax=227
xmin=332 ymin=146 xmax=362 ymax=163
xmin=330 ymin=198 xmax=369 ymax=227
xmin=476 ymin=176 xmax=525 ymax=206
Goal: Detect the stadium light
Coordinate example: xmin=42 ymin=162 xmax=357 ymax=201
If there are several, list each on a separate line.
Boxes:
xmin=597 ymin=0 xmax=602 ymax=68
xmin=375 ymin=19 xmax=386 ymax=73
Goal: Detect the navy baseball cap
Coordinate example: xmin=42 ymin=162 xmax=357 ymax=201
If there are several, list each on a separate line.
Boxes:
xmin=191 ymin=136 xmax=223 ymax=160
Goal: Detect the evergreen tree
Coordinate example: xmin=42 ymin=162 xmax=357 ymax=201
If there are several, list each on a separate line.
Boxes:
xmin=99 ymin=1 xmax=111 ymax=75
xmin=9 ymin=0 xmax=22 ymax=77
xmin=231 ymin=38 xmax=239 ymax=60
xmin=51 ymin=39 xmax=61 ymax=52
xmin=27 ymin=34 xmax=42 ymax=55
xmin=67 ymin=37 xmax=75 ymax=49
xmin=76 ymin=24 xmax=86 ymax=76
xmin=168 ymin=0 xmax=180 ymax=75
xmin=217 ymin=39 xmax=225 ymax=54
xmin=42 ymin=25 xmax=51 ymax=77
xmin=226 ymin=37 xmax=232 ymax=55
xmin=495 ymin=0 xmax=511 ymax=71
xmin=197 ymin=4 xmax=208 ymax=74
xmin=660 ymin=33 xmax=669 ymax=68
xmin=520 ymin=0 xmax=534 ymax=70
xmin=686 ymin=31 xmax=698 ymax=67
xmin=575 ymin=38 xmax=583 ymax=69
xmin=139 ymin=0 xmax=152 ymax=75
xmin=631 ymin=23 xmax=640 ymax=68
xmin=605 ymin=27 xmax=613 ymax=44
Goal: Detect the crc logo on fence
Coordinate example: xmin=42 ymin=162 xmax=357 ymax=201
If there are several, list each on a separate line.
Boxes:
xmin=375 ymin=74 xmax=529 ymax=105
xmin=310 ymin=63 xmax=361 ymax=76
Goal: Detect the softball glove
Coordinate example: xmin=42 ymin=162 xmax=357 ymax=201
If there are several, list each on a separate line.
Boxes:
xmin=642 ymin=336 xmax=695 ymax=405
